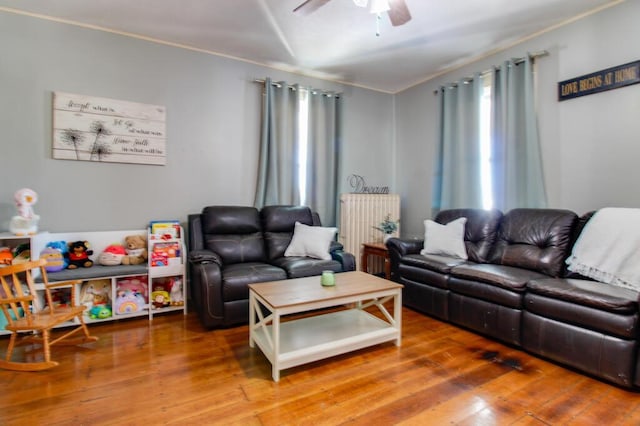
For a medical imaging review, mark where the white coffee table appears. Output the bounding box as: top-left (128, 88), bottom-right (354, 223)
top-left (248, 271), bottom-right (403, 381)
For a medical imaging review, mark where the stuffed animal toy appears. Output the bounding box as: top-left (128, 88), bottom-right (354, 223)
top-left (169, 278), bottom-right (184, 306)
top-left (40, 240), bottom-right (68, 272)
top-left (114, 290), bottom-right (146, 314)
top-left (49, 288), bottom-right (71, 308)
top-left (80, 279), bottom-right (111, 311)
top-left (98, 243), bottom-right (126, 266)
top-left (9, 188), bottom-right (40, 235)
top-left (116, 276), bottom-right (148, 299)
top-left (122, 235), bottom-right (148, 265)
top-left (66, 241), bottom-right (94, 269)
top-left (0, 247), bottom-right (13, 265)
top-left (150, 290), bottom-right (170, 309)
top-left (89, 305), bottom-right (112, 319)
top-left (40, 247), bottom-right (65, 272)
top-left (11, 244), bottom-right (30, 265)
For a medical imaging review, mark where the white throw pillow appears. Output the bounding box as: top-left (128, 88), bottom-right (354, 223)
top-left (284, 222), bottom-right (337, 261)
top-left (420, 217), bottom-right (468, 259)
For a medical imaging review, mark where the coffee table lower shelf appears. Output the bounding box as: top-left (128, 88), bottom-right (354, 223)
top-left (251, 309), bottom-right (399, 381)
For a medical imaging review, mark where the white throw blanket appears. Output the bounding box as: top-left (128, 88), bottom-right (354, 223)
top-left (566, 207), bottom-right (640, 291)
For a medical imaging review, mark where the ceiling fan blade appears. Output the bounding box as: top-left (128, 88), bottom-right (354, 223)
top-left (293, 0), bottom-right (332, 15)
top-left (387, 0), bottom-right (411, 26)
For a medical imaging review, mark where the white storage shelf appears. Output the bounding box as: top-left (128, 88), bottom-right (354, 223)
top-left (1, 228), bottom-right (188, 333)
top-left (147, 230), bottom-right (187, 318)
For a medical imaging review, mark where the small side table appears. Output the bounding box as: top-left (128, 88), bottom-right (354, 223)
top-left (361, 242), bottom-right (391, 280)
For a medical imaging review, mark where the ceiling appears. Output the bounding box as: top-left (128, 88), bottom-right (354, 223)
top-left (0, 0), bottom-right (622, 93)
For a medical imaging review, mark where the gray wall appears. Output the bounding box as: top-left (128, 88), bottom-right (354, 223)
top-left (3, 2), bottom-right (638, 237)
top-left (395, 0), bottom-right (640, 238)
top-left (0, 11), bottom-right (395, 231)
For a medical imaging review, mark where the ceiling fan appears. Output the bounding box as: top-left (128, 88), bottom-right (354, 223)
top-left (293, 0), bottom-right (412, 27)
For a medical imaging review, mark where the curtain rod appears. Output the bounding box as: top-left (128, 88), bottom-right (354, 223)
top-left (253, 79), bottom-right (341, 98)
top-left (434, 50), bottom-right (549, 94)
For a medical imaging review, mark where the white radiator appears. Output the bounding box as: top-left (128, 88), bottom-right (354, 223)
top-left (339, 193), bottom-right (400, 272)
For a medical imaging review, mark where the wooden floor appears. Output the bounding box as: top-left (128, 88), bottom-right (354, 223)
top-left (1, 307), bottom-right (639, 425)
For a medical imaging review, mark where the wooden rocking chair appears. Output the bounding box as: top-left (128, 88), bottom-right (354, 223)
top-left (0, 258), bottom-right (98, 371)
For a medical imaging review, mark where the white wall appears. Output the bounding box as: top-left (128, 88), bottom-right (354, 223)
top-left (0, 11), bottom-right (395, 231)
top-left (395, 0), bottom-right (640, 238)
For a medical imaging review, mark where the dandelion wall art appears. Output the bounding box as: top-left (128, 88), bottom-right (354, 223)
top-left (52, 92), bottom-right (166, 165)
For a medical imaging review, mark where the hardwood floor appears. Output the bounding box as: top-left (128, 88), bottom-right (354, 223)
top-left (1, 307), bottom-right (639, 425)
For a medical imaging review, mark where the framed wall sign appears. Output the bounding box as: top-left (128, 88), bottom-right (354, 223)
top-left (558, 60), bottom-right (640, 101)
top-left (52, 92), bottom-right (167, 165)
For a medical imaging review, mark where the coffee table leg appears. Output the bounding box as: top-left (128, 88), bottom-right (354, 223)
top-left (394, 291), bottom-right (402, 346)
top-left (249, 291), bottom-right (255, 348)
top-left (273, 311), bottom-right (280, 381)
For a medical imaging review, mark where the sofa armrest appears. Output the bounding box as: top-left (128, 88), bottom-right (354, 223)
top-left (188, 256), bottom-right (224, 329)
top-left (386, 238), bottom-right (423, 281)
top-left (188, 249), bottom-right (222, 267)
top-left (188, 213), bottom-right (205, 251)
top-left (329, 240), bottom-right (344, 252)
top-left (331, 250), bottom-right (356, 272)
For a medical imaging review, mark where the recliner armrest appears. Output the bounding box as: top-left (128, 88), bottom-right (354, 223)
top-left (188, 249), bottom-right (222, 267)
top-left (331, 250), bottom-right (356, 272)
top-left (386, 238), bottom-right (424, 281)
top-left (387, 238), bottom-right (423, 257)
top-left (329, 240), bottom-right (344, 252)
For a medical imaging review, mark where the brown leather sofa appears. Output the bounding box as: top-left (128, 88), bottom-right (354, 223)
top-left (388, 208), bottom-right (640, 389)
top-left (188, 205), bottom-right (356, 328)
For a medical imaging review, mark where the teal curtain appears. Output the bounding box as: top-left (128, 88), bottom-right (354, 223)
top-left (255, 78), bottom-right (300, 207)
top-left (255, 79), bottom-right (342, 226)
top-left (433, 55), bottom-right (546, 213)
top-left (432, 74), bottom-right (483, 213)
top-left (304, 91), bottom-right (341, 226)
top-left (492, 56), bottom-right (547, 210)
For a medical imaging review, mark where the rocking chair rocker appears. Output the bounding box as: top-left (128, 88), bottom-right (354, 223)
top-left (0, 258), bottom-right (98, 371)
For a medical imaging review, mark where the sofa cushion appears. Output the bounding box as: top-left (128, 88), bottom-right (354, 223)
top-left (448, 264), bottom-right (546, 309)
top-left (202, 206), bottom-right (262, 234)
top-left (262, 205), bottom-right (315, 260)
top-left (488, 208), bottom-right (577, 277)
top-left (527, 278), bottom-right (638, 314)
top-left (204, 232), bottom-right (266, 265)
top-left (221, 262), bottom-right (287, 302)
top-left (434, 208), bottom-right (503, 263)
top-left (201, 206), bottom-right (266, 265)
top-left (399, 263), bottom-right (450, 290)
top-left (450, 263), bottom-right (547, 292)
top-left (284, 222), bottom-right (337, 260)
top-left (271, 257), bottom-right (342, 279)
top-left (401, 253), bottom-right (467, 274)
top-left (421, 217), bottom-right (468, 259)
top-left (522, 311), bottom-right (636, 387)
top-left (524, 293), bottom-right (638, 339)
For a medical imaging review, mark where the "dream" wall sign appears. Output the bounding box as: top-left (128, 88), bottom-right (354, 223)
top-left (558, 60), bottom-right (640, 101)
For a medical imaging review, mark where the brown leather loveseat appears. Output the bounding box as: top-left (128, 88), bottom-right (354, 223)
top-left (188, 205), bottom-right (356, 328)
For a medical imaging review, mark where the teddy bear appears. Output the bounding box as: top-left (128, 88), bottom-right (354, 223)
top-left (65, 240), bottom-right (93, 269)
top-left (121, 235), bottom-right (148, 265)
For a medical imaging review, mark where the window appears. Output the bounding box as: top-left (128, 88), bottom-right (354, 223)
top-left (297, 89), bottom-right (310, 205)
top-left (479, 74), bottom-right (493, 210)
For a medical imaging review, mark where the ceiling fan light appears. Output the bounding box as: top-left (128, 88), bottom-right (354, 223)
top-left (353, 0), bottom-right (368, 7)
top-left (369, 0), bottom-right (389, 14)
